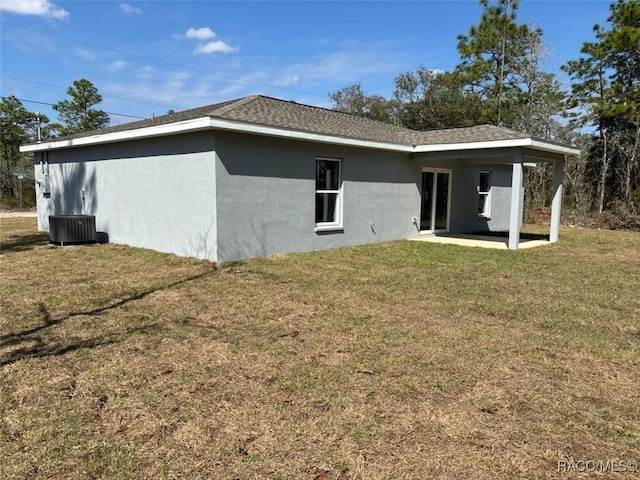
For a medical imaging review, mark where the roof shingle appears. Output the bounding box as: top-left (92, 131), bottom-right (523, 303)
top-left (44, 95), bottom-right (551, 147)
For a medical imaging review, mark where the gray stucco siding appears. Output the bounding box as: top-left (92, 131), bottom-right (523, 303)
top-left (413, 157), bottom-right (516, 234)
top-left (30, 127), bottom-right (534, 263)
top-left (453, 164), bottom-right (514, 232)
top-left (413, 158), bottom-right (465, 233)
top-left (485, 165), bottom-right (516, 231)
top-left (214, 131), bottom-right (419, 262)
top-left (34, 132), bottom-right (218, 260)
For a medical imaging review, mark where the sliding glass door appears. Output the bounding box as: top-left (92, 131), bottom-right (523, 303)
top-left (420, 169), bottom-right (451, 232)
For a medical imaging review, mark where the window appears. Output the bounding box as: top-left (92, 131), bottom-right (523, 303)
top-left (315, 158), bottom-right (341, 229)
top-left (478, 170), bottom-right (491, 217)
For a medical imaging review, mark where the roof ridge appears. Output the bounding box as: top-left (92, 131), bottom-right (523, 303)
top-left (418, 124), bottom-right (494, 133)
top-left (209, 95), bottom-right (260, 117)
top-left (28, 94), bottom-right (566, 150)
top-left (415, 123), bottom-right (531, 137)
top-left (488, 123), bottom-right (521, 132)
top-left (248, 95), bottom-right (419, 133)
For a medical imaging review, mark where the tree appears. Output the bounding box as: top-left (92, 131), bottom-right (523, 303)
top-left (563, 0), bottom-right (640, 213)
top-left (328, 83), bottom-right (394, 123)
top-left (563, 29), bottom-right (612, 213)
top-left (392, 68), bottom-right (485, 129)
top-left (0, 96), bottom-right (50, 200)
top-left (511, 28), bottom-right (564, 138)
top-left (507, 27), bottom-right (566, 213)
top-left (458, 0), bottom-right (568, 217)
top-left (563, 132), bottom-right (596, 220)
top-left (605, 0), bottom-right (640, 210)
top-left (329, 70), bottom-right (486, 130)
top-left (53, 79), bottom-right (110, 136)
top-left (456, 0), bottom-right (543, 127)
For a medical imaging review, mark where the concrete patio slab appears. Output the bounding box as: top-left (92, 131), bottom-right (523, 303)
top-left (411, 234), bottom-right (550, 250)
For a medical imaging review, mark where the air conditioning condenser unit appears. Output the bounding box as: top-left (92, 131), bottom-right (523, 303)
top-left (49, 215), bottom-right (97, 246)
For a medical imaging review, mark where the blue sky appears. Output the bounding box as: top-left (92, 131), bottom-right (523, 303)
top-left (0, 0), bottom-right (613, 126)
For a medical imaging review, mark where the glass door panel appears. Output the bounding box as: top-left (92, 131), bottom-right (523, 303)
top-left (420, 171), bottom-right (433, 231)
top-left (435, 172), bottom-right (450, 231)
top-left (420, 169), bottom-right (450, 232)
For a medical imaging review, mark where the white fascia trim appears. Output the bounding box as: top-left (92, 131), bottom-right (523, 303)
top-left (20, 116), bottom-right (580, 157)
top-left (20, 117), bottom-right (214, 152)
top-left (529, 139), bottom-right (581, 156)
top-left (413, 137), bottom-right (580, 156)
top-left (20, 116), bottom-right (415, 153)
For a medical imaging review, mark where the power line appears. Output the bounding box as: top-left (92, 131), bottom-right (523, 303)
top-left (2, 96), bottom-right (148, 120)
top-left (0, 20), bottom-right (326, 99)
top-left (1, 75), bottom-right (178, 111)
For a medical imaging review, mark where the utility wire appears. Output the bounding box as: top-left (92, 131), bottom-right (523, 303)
top-left (0, 21), bottom-right (326, 99)
top-left (2, 97), bottom-right (147, 120)
top-left (1, 75), bottom-right (179, 111)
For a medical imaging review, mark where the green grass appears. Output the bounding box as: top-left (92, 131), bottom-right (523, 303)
top-left (1, 218), bottom-right (639, 479)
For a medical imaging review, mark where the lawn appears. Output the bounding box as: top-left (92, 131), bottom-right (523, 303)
top-left (1, 218), bottom-right (639, 479)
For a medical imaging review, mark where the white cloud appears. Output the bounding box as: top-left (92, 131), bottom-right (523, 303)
top-left (120, 3), bottom-right (141, 15)
top-left (178, 27), bottom-right (238, 55)
top-left (134, 65), bottom-right (160, 81)
top-left (273, 75), bottom-right (300, 87)
top-left (2, 25), bottom-right (57, 53)
top-left (106, 60), bottom-right (129, 72)
top-left (96, 40), bottom-right (414, 117)
top-left (194, 40), bottom-right (238, 55)
top-left (74, 47), bottom-right (96, 61)
top-left (185, 27), bottom-right (216, 40)
top-left (0, 0), bottom-right (69, 19)
top-left (273, 43), bottom-right (413, 87)
top-left (105, 69), bottom-right (198, 108)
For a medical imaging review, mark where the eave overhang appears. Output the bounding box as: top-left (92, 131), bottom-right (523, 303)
top-left (20, 116), bottom-right (580, 158)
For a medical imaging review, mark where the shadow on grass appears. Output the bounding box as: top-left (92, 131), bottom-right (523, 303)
top-left (0, 264), bottom-right (242, 367)
top-left (467, 231), bottom-right (550, 241)
top-left (0, 232), bottom-right (49, 254)
top-left (0, 322), bottom-right (161, 368)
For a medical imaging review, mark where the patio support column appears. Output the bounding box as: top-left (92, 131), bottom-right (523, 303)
top-left (549, 158), bottom-right (565, 243)
top-left (508, 151), bottom-right (524, 250)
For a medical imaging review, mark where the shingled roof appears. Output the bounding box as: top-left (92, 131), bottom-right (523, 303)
top-left (23, 95), bottom-right (580, 157)
top-left (412, 124), bottom-right (529, 144)
top-left (47, 95), bottom-right (534, 147)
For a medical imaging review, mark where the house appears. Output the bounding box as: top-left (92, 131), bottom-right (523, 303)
top-left (21, 95), bottom-right (580, 263)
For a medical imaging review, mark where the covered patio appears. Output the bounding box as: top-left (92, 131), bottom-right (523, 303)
top-left (412, 137), bottom-right (578, 249)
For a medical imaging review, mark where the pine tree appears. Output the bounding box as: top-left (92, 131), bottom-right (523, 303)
top-left (456, 0), bottom-right (540, 126)
top-left (53, 79), bottom-right (110, 136)
top-left (0, 96), bottom-right (49, 199)
top-left (563, 0), bottom-right (640, 212)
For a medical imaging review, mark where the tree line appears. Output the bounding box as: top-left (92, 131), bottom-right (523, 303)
top-left (329, 0), bottom-right (640, 226)
top-left (0, 79), bottom-right (108, 206)
top-left (1, 0), bottom-right (638, 225)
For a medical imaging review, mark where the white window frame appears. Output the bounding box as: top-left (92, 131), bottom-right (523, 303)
top-left (478, 170), bottom-right (492, 218)
top-left (315, 157), bottom-right (343, 232)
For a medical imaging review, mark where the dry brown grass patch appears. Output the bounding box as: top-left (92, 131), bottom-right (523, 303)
top-left (1, 218), bottom-right (639, 479)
